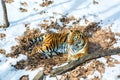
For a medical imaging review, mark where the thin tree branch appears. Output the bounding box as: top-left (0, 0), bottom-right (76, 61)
top-left (0, 0), bottom-right (9, 28)
top-left (50, 48), bottom-right (120, 76)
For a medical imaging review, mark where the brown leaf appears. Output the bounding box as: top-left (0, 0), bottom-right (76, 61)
top-left (20, 2), bottom-right (28, 7)
top-left (19, 8), bottom-right (28, 12)
top-left (0, 49), bottom-right (6, 55)
top-left (0, 33), bottom-right (6, 40)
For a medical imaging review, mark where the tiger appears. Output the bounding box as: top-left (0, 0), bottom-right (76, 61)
top-left (29, 30), bottom-right (89, 61)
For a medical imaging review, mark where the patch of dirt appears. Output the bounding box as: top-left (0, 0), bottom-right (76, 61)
top-left (38, 16), bottom-right (77, 30)
top-left (105, 56), bottom-right (120, 67)
top-left (89, 28), bottom-right (116, 49)
top-left (0, 33), bottom-right (6, 40)
top-left (66, 60), bottom-right (104, 80)
top-left (40, 0), bottom-right (53, 7)
top-left (93, 0), bottom-right (99, 5)
top-left (19, 8), bottom-right (28, 12)
top-left (0, 49), bottom-right (6, 55)
top-left (20, 2), bottom-right (28, 7)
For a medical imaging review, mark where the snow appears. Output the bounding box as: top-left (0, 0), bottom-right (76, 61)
top-left (0, 0), bottom-right (120, 80)
top-left (102, 64), bottom-right (120, 80)
top-left (0, 24), bottom-right (26, 53)
top-left (97, 55), bottom-right (120, 80)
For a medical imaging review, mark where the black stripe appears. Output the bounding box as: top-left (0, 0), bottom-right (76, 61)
top-left (52, 39), bottom-right (56, 49)
top-left (59, 35), bottom-right (63, 42)
top-left (49, 41), bottom-right (52, 51)
top-left (51, 40), bottom-right (54, 51)
top-left (55, 51), bottom-right (59, 55)
top-left (64, 36), bottom-right (67, 42)
top-left (49, 45), bottom-right (52, 52)
top-left (41, 48), bottom-right (45, 53)
top-left (39, 37), bottom-right (42, 41)
top-left (49, 52), bottom-right (52, 57)
top-left (54, 39), bottom-right (57, 49)
top-left (32, 39), bottom-right (35, 43)
top-left (46, 46), bottom-right (49, 52)
top-left (46, 34), bottom-right (52, 41)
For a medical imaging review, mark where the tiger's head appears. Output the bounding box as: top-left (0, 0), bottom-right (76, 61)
top-left (68, 30), bottom-right (85, 45)
top-left (68, 30), bottom-right (86, 53)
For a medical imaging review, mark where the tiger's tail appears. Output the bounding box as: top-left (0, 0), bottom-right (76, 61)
top-left (29, 35), bottom-right (44, 47)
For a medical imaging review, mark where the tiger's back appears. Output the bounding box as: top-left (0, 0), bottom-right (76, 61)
top-left (31, 33), bottom-right (69, 58)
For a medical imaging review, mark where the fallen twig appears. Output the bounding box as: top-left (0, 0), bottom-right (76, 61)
top-left (50, 48), bottom-right (120, 76)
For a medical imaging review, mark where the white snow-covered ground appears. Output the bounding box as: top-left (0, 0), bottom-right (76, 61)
top-left (0, 0), bottom-right (120, 80)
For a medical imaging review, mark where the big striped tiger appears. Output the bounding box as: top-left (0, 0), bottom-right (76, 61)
top-left (30, 30), bottom-right (88, 61)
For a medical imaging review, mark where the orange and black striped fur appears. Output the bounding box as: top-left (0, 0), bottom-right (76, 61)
top-left (30, 30), bottom-right (88, 61)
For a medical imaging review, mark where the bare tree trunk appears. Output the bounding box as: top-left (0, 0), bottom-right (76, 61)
top-left (50, 48), bottom-right (120, 76)
top-left (0, 0), bottom-right (9, 28)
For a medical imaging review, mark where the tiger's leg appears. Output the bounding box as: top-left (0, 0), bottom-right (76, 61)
top-left (70, 52), bottom-right (88, 61)
top-left (72, 49), bottom-right (88, 60)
